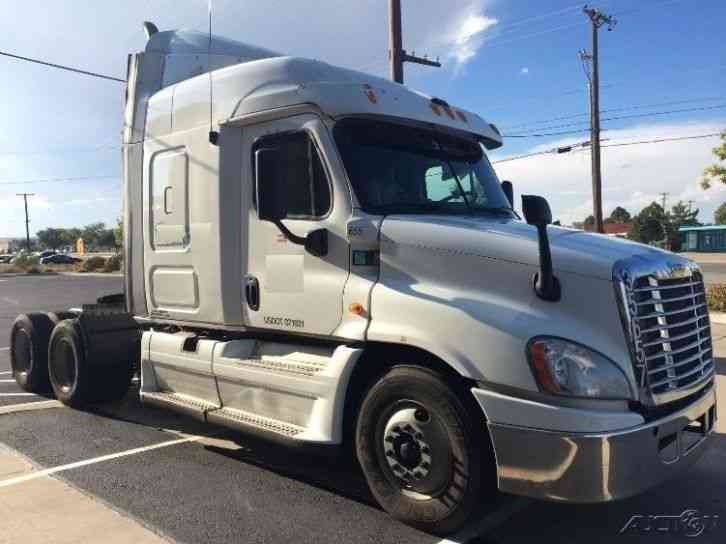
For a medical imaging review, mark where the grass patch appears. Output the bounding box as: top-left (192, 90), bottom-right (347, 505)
top-left (707, 284), bottom-right (726, 313)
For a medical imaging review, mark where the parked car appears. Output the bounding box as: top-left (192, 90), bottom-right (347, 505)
top-left (40, 254), bottom-right (81, 265)
top-left (37, 250), bottom-right (57, 259)
top-left (0, 254), bottom-right (15, 263)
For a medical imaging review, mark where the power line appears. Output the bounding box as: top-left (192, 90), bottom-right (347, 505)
top-left (504, 128), bottom-right (595, 138)
top-left (502, 96), bottom-right (725, 129)
top-left (505, 103), bottom-right (726, 134)
top-left (0, 175), bottom-right (118, 186)
top-left (0, 50), bottom-right (125, 83)
top-left (491, 132), bottom-right (722, 163)
top-left (601, 132), bottom-right (722, 148)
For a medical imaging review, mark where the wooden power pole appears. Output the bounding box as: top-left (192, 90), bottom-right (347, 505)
top-left (581, 6), bottom-right (616, 234)
top-left (388, 0), bottom-right (441, 84)
top-left (16, 192), bottom-right (34, 250)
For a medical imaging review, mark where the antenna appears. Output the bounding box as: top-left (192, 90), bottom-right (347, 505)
top-left (208, 0), bottom-right (217, 144)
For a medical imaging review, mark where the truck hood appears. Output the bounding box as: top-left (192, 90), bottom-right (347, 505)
top-left (379, 215), bottom-right (673, 281)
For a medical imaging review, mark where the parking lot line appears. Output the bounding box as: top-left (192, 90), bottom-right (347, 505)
top-left (0, 379), bottom-right (18, 383)
top-left (0, 433), bottom-right (209, 489)
top-left (0, 371), bottom-right (11, 375)
top-left (0, 393), bottom-right (38, 397)
top-left (0, 347), bottom-right (9, 351)
top-left (0, 400), bottom-right (63, 415)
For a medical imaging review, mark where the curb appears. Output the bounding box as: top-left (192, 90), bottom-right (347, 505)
top-left (59, 272), bottom-right (123, 278)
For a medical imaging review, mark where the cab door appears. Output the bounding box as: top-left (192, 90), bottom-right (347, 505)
top-left (242, 114), bottom-right (351, 336)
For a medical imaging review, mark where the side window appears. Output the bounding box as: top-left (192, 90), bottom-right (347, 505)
top-left (254, 132), bottom-right (331, 219)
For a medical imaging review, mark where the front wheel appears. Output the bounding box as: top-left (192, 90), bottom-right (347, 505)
top-left (355, 366), bottom-right (493, 535)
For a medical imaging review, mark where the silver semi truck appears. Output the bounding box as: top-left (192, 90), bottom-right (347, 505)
top-left (9, 25), bottom-right (717, 535)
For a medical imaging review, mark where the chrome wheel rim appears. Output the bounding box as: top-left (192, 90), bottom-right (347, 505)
top-left (380, 401), bottom-right (453, 499)
top-left (50, 338), bottom-right (76, 394)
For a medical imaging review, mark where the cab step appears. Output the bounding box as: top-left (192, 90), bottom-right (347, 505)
top-left (206, 406), bottom-right (305, 438)
top-left (141, 391), bottom-right (219, 421)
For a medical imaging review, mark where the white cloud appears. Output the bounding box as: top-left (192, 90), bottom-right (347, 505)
top-left (492, 120), bottom-right (726, 225)
top-left (446, 7), bottom-right (498, 73)
top-left (520, 67), bottom-right (529, 75)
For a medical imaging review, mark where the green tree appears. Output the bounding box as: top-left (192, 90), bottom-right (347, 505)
top-left (36, 228), bottom-right (66, 250)
top-left (629, 202), bottom-right (666, 245)
top-left (61, 228), bottom-right (82, 248)
top-left (81, 222), bottom-right (106, 249)
top-left (606, 206), bottom-right (631, 224)
top-left (113, 218), bottom-right (123, 253)
top-left (667, 201), bottom-right (700, 250)
top-left (95, 229), bottom-right (116, 250)
top-left (702, 131), bottom-right (726, 189)
top-left (715, 202), bottom-right (726, 225)
top-left (584, 215), bottom-right (595, 230)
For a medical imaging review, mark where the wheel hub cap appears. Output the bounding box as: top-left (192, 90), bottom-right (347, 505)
top-left (383, 407), bottom-right (434, 483)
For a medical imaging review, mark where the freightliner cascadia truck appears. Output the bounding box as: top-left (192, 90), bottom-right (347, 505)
top-left (9, 24), bottom-right (717, 535)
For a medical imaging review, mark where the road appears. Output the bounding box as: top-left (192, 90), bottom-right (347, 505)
top-left (0, 274), bottom-right (724, 543)
top-left (684, 253), bottom-right (726, 285)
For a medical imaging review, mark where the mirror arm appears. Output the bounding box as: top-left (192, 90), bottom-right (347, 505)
top-left (273, 220), bottom-right (307, 246)
top-left (533, 223), bottom-right (560, 302)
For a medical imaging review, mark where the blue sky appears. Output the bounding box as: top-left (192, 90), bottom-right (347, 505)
top-left (1, 0), bottom-right (724, 236)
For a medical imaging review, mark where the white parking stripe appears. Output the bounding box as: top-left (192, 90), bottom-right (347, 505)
top-left (0, 393), bottom-right (37, 397)
top-left (0, 400), bottom-right (62, 415)
top-left (0, 434), bottom-right (209, 488)
top-left (436, 498), bottom-right (531, 544)
top-left (0, 371), bottom-right (11, 375)
top-left (0, 347), bottom-right (9, 351)
top-left (0, 379), bottom-right (17, 383)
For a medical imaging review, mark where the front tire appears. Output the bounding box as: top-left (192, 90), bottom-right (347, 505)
top-left (355, 366), bottom-right (492, 535)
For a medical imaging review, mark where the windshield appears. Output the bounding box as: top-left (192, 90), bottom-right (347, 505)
top-left (333, 118), bottom-right (514, 216)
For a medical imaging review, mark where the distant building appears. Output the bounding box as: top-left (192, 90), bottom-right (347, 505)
top-left (602, 223), bottom-right (631, 238)
top-left (0, 238), bottom-right (12, 253)
top-left (679, 225), bottom-right (726, 252)
top-left (573, 222), bottom-right (631, 238)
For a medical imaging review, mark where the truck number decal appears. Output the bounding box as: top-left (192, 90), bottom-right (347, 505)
top-left (264, 316), bottom-right (305, 328)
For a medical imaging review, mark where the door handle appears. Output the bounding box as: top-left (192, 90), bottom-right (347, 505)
top-left (245, 276), bottom-right (260, 311)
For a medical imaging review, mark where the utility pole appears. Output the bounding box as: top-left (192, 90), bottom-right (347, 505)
top-left (581, 6), bottom-right (616, 234)
top-left (687, 199), bottom-right (695, 213)
top-left (16, 193), bottom-right (34, 251)
top-left (388, 0), bottom-right (441, 84)
top-left (659, 192), bottom-right (669, 211)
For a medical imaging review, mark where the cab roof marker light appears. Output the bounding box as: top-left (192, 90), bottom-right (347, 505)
top-left (363, 84), bottom-right (377, 104)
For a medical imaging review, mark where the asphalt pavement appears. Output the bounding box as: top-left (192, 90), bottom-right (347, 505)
top-left (0, 274), bottom-right (725, 543)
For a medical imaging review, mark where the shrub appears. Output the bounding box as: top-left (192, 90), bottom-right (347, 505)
top-left (12, 253), bottom-right (39, 270)
top-left (103, 254), bottom-right (122, 272)
top-left (707, 284), bottom-right (726, 312)
top-left (80, 256), bottom-right (107, 272)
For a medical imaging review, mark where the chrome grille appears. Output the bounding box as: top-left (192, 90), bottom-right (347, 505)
top-left (616, 258), bottom-right (714, 405)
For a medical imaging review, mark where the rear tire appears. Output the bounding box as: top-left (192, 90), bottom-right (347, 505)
top-left (9, 313), bottom-right (55, 393)
top-left (355, 366), bottom-right (493, 535)
top-left (48, 319), bottom-right (132, 407)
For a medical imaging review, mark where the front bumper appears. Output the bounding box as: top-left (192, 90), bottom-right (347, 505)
top-left (485, 385), bottom-right (717, 502)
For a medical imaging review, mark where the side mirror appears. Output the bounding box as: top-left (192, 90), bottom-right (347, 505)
top-left (521, 195), bottom-right (559, 302)
top-left (501, 180), bottom-right (514, 207)
top-left (304, 228), bottom-right (328, 257)
top-left (522, 194), bottom-right (552, 226)
top-left (255, 148), bottom-right (287, 222)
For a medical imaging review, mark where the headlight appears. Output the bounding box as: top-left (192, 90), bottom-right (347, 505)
top-left (527, 337), bottom-right (633, 400)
